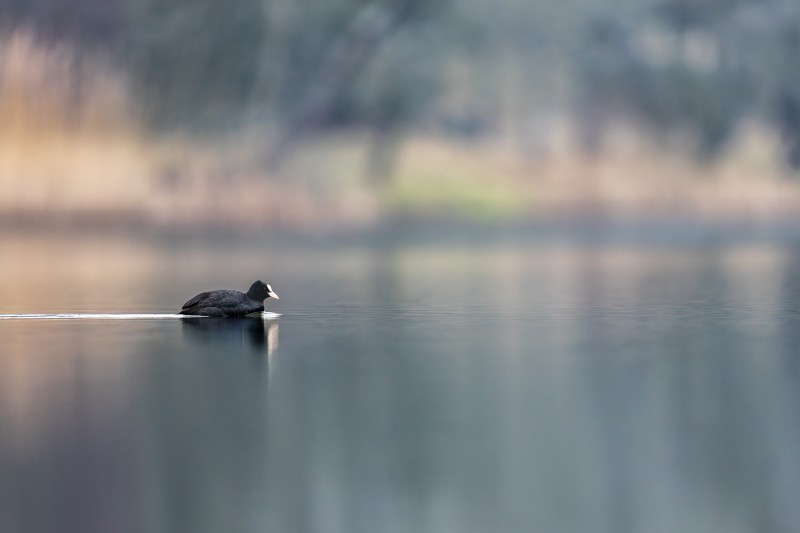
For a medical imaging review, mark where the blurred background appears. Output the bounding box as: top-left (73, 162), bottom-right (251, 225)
top-left (3, 0), bottom-right (800, 231)
top-left (5, 2), bottom-right (800, 533)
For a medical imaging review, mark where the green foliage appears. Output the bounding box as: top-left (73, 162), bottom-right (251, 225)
top-left (386, 169), bottom-right (527, 220)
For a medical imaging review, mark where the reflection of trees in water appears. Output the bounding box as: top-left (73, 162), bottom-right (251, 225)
top-left (264, 247), bottom-right (509, 532)
top-left (0, 316), bottom-right (281, 533)
top-left (8, 247), bottom-right (800, 532)
top-left (129, 318), bottom-right (280, 533)
top-left (564, 248), bottom-right (800, 532)
top-left (775, 249), bottom-right (800, 524)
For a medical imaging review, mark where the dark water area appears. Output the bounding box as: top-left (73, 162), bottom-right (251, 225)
top-left (2, 234), bottom-right (800, 533)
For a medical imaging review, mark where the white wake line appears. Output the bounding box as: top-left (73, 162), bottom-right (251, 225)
top-left (0, 313), bottom-right (282, 320)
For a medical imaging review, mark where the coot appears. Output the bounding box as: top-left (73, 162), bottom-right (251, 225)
top-left (179, 280), bottom-right (279, 317)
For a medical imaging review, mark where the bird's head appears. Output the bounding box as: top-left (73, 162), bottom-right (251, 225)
top-left (248, 280), bottom-right (279, 301)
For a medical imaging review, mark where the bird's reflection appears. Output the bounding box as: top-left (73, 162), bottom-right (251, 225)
top-left (181, 317), bottom-right (279, 362)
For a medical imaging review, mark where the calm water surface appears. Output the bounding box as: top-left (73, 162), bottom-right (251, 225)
top-left (1, 235), bottom-right (800, 533)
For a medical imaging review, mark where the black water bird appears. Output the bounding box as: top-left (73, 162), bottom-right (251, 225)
top-left (179, 280), bottom-right (279, 317)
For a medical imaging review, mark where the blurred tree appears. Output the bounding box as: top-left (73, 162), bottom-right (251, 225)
top-left (656, 0), bottom-right (743, 31)
top-left (5, 0), bottom-right (800, 170)
top-left (264, 0), bottom-right (447, 170)
top-left (358, 28), bottom-right (442, 182)
top-left (126, 0), bottom-right (265, 128)
top-left (575, 1), bottom-right (756, 160)
top-left (0, 0), bottom-right (127, 50)
top-left (771, 17), bottom-right (800, 168)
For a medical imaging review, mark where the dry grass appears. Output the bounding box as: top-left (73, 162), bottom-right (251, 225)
top-left (0, 31), bottom-right (376, 230)
top-left (0, 31), bottom-right (149, 219)
top-left (0, 31), bottom-right (135, 135)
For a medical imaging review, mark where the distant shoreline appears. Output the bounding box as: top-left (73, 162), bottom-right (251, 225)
top-left (3, 213), bottom-right (800, 247)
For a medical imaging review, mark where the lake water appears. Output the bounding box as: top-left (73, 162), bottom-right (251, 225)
top-left (2, 233), bottom-right (800, 533)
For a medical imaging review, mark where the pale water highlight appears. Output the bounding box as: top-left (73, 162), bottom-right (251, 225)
top-left (0, 313), bottom-right (282, 320)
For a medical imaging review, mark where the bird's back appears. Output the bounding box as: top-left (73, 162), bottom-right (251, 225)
top-left (179, 289), bottom-right (262, 316)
